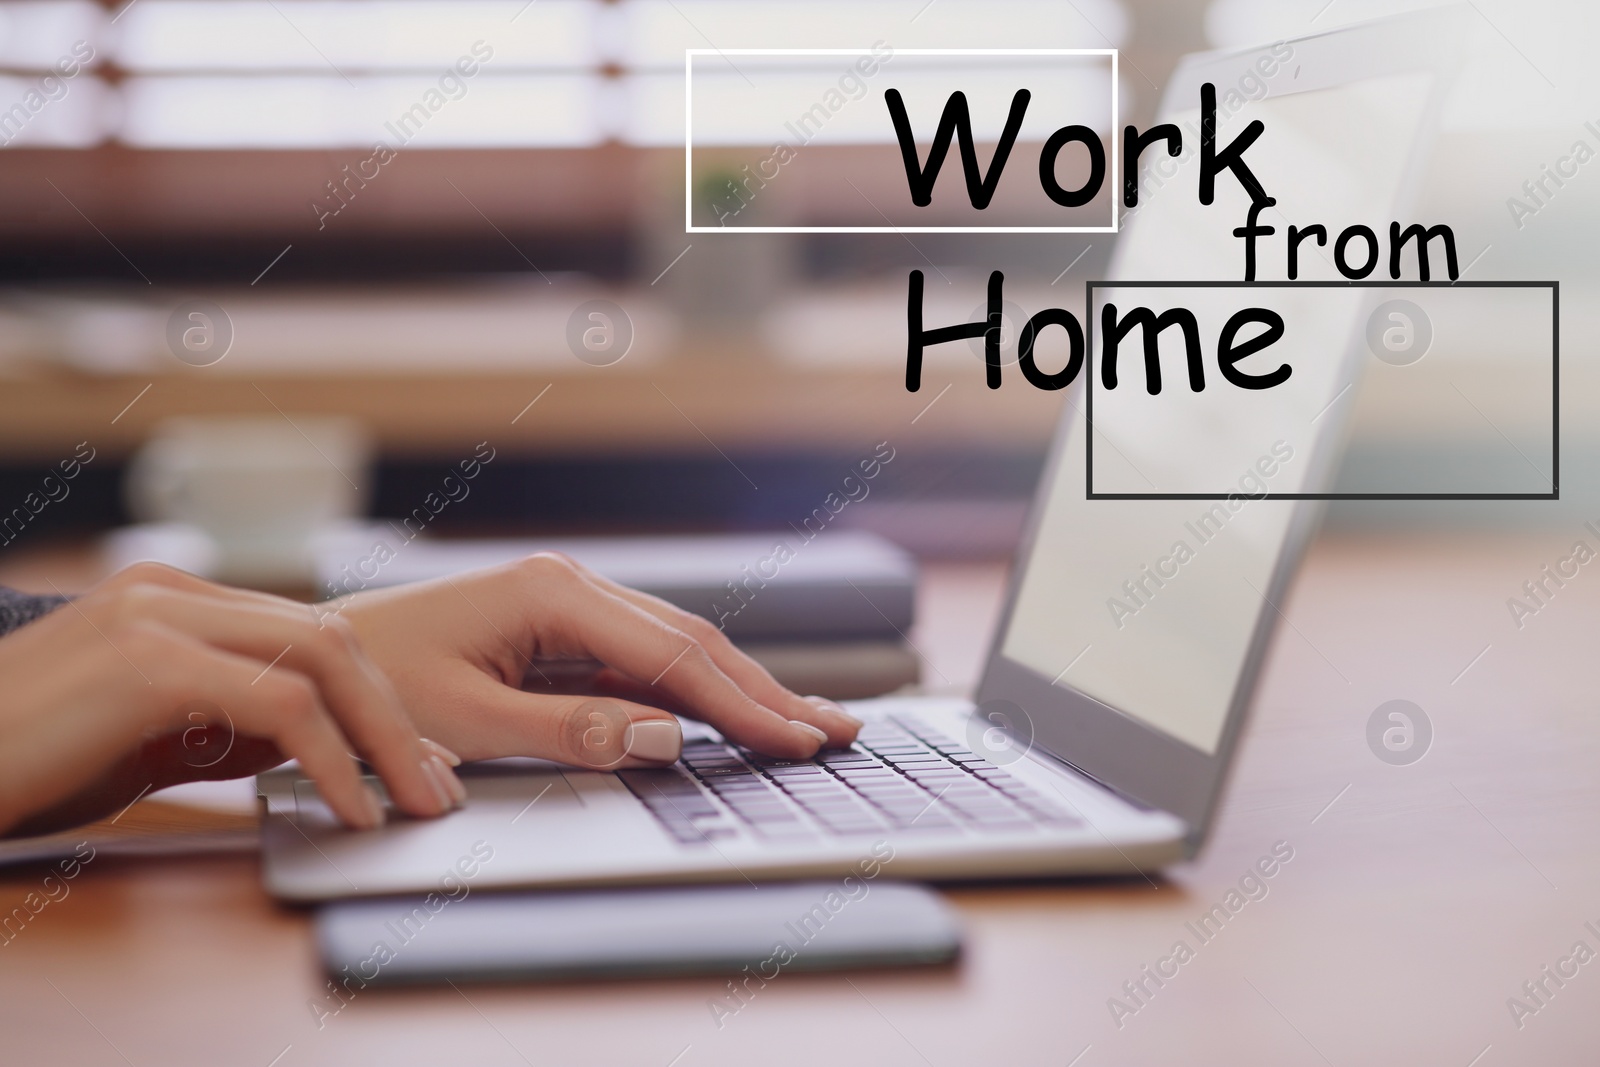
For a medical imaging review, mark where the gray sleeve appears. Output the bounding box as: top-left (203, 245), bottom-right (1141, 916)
top-left (0, 587), bottom-right (68, 636)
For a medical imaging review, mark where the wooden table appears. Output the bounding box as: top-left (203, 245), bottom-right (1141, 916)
top-left (3, 533), bottom-right (1598, 1065)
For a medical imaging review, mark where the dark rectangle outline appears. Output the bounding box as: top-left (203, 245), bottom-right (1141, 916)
top-left (684, 49), bottom-right (1123, 235)
top-left (1083, 280), bottom-right (1559, 501)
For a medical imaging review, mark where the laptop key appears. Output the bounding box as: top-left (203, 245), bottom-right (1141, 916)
top-left (734, 807), bottom-right (801, 824)
top-left (796, 796), bottom-right (869, 810)
top-left (786, 785), bottom-right (860, 800)
top-left (618, 768), bottom-right (700, 793)
top-left (743, 809), bottom-right (807, 825)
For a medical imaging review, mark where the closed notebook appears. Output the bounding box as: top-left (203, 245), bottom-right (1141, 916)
top-left (314, 529), bottom-right (917, 642)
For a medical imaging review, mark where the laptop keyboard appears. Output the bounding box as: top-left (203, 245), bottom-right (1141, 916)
top-left (618, 716), bottom-right (1081, 845)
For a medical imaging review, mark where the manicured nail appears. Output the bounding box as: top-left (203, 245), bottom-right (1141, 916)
top-left (625, 719), bottom-right (683, 762)
top-left (421, 738), bottom-right (462, 767)
top-left (807, 695), bottom-right (862, 728)
top-left (420, 757), bottom-right (457, 811)
top-left (360, 786), bottom-right (387, 830)
top-left (789, 720), bottom-right (830, 747)
top-left (430, 755), bottom-right (468, 806)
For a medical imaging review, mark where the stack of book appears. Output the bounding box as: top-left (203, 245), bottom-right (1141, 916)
top-left (313, 529), bottom-right (919, 700)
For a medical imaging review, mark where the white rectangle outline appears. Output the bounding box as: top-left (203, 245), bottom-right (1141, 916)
top-left (684, 48), bottom-right (1120, 234)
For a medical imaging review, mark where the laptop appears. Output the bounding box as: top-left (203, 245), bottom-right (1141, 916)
top-left (260, 9), bottom-right (1466, 901)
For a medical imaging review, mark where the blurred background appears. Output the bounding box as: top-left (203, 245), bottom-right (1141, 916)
top-left (0, 0), bottom-right (1592, 594)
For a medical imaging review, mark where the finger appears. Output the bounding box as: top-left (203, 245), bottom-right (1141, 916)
top-left (513, 556), bottom-right (828, 758)
top-left (421, 738), bottom-right (461, 767)
top-left (95, 583), bottom-right (459, 819)
top-left (526, 662), bottom-right (689, 713)
top-left (579, 570), bottom-right (863, 745)
top-left (441, 663), bottom-right (683, 769)
top-left (128, 622), bottom-right (386, 830)
top-left (533, 665), bottom-right (857, 757)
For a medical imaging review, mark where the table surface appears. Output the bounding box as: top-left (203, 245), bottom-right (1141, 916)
top-left (3, 533), bottom-right (1598, 1066)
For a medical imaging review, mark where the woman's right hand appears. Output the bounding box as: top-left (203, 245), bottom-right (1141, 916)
top-left (0, 562), bottom-right (465, 838)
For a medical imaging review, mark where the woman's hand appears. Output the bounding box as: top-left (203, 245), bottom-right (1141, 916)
top-left (333, 552), bottom-right (862, 769)
top-left (0, 562), bottom-right (464, 838)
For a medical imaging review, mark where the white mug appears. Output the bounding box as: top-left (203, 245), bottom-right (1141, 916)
top-left (126, 416), bottom-right (372, 585)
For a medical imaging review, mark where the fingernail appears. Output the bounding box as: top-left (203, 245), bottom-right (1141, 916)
top-left (430, 755), bottom-right (468, 807)
top-left (420, 756), bottom-right (457, 811)
top-left (625, 719), bottom-right (683, 762)
top-left (789, 719), bottom-right (830, 747)
top-left (421, 738), bottom-right (462, 767)
top-left (361, 786), bottom-right (387, 830)
top-left (807, 695), bottom-right (863, 728)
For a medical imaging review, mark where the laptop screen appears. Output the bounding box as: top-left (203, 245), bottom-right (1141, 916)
top-left (999, 71), bottom-right (1437, 754)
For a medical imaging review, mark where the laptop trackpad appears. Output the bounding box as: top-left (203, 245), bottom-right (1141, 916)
top-left (292, 759), bottom-right (581, 821)
top-left (457, 766), bottom-right (582, 813)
